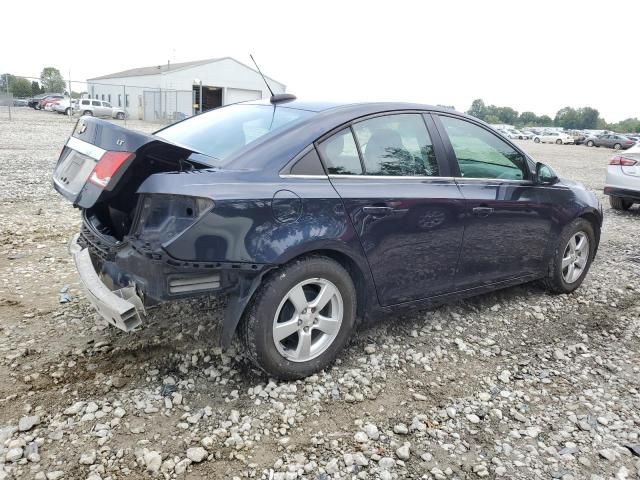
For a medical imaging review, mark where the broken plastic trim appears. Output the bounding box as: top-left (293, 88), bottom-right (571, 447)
top-left (69, 234), bottom-right (146, 332)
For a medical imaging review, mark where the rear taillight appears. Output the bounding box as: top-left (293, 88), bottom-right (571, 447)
top-left (609, 156), bottom-right (637, 166)
top-left (88, 151), bottom-right (134, 188)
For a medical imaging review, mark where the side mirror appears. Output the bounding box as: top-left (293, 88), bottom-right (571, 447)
top-left (535, 162), bottom-right (559, 185)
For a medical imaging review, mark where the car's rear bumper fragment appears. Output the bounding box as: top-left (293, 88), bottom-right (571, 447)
top-left (69, 233), bottom-right (145, 331)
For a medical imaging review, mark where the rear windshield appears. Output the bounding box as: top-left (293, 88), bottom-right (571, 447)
top-left (155, 104), bottom-right (315, 161)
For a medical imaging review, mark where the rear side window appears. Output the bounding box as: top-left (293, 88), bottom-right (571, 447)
top-left (81, 100), bottom-right (89, 105)
top-left (440, 116), bottom-right (527, 180)
top-left (352, 114), bottom-right (438, 176)
top-left (156, 104), bottom-right (315, 161)
top-left (318, 129), bottom-right (362, 175)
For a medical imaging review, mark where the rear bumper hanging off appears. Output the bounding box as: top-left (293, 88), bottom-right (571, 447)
top-left (69, 233), bottom-right (145, 331)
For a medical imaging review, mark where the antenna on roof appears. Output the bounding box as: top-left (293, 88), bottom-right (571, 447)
top-left (249, 54), bottom-right (274, 97)
top-left (249, 54), bottom-right (296, 104)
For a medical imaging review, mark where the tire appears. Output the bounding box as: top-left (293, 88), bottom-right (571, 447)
top-left (115, 112), bottom-right (125, 120)
top-left (556, 139), bottom-right (562, 145)
top-left (543, 218), bottom-right (596, 294)
top-left (240, 255), bottom-right (357, 380)
top-left (613, 143), bottom-right (621, 150)
top-left (65, 107), bottom-right (71, 115)
top-left (587, 140), bottom-right (594, 147)
top-left (534, 137), bottom-right (540, 143)
top-left (83, 110), bottom-right (93, 116)
top-left (609, 196), bottom-right (633, 210)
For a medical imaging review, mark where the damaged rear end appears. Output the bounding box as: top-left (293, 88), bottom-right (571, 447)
top-left (53, 117), bottom-right (225, 332)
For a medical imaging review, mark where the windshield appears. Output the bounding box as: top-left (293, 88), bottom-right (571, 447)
top-left (155, 104), bottom-right (315, 161)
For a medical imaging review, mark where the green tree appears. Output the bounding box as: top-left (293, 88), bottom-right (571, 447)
top-left (484, 114), bottom-right (500, 124)
top-left (40, 67), bottom-right (66, 93)
top-left (577, 107), bottom-right (599, 129)
top-left (9, 77), bottom-right (32, 98)
top-left (538, 115), bottom-right (553, 126)
top-left (31, 80), bottom-right (42, 96)
top-left (496, 106), bottom-right (518, 125)
top-left (467, 99), bottom-right (487, 119)
top-left (518, 111), bottom-right (538, 126)
top-left (0, 73), bottom-right (15, 92)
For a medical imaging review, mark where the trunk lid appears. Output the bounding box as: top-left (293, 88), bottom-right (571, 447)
top-left (53, 117), bottom-right (205, 209)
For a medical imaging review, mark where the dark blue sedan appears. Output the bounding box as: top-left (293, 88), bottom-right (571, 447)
top-left (52, 98), bottom-right (602, 379)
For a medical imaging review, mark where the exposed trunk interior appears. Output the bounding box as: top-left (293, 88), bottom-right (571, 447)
top-left (87, 142), bottom-right (209, 242)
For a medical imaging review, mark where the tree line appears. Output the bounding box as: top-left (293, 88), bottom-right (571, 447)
top-left (1, 67), bottom-right (68, 98)
top-left (467, 98), bottom-right (640, 133)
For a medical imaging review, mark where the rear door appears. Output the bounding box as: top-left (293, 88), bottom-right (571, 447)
top-left (318, 112), bottom-right (466, 306)
top-left (434, 114), bottom-right (555, 288)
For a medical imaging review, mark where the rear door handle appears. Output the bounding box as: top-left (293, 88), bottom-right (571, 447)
top-left (472, 206), bottom-right (494, 217)
top-left (363, 206), bottom-right (394, 216)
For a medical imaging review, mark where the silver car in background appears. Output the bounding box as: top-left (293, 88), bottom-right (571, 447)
top-left (604, 149), bottom-right (640, 210)
top-left (75, 99), bottom-right (126, 120)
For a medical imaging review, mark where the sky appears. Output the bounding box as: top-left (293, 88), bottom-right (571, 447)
top-left (2, 0), bottom-right (638, 122)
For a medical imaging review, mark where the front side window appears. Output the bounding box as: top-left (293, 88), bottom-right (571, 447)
top-left (103, 102), bottom-right (111, 108)
top-left (317, 128), bottom-right (362, 175)
top-left (440, 116), bottom-right (527, 180)
top-left (353, 114), bottom-right (438, 176)
top-left (91, 100), bottom-right (100, 106)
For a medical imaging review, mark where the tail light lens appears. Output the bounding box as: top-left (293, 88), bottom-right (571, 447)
top-left (88, 151), bottom-right (134, 188)
top-left (132, 195), bottom-right (214, 248)
top-left (609, 156), bottom-right (637, 166)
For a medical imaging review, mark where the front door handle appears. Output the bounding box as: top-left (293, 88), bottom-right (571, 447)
top-left (472, 206), bottom-right (494, 217)
top-left (363, 206), bottom-right (394, 216)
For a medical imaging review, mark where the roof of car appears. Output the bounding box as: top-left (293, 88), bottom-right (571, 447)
top-left (244, 98), bottom-right (464, 115)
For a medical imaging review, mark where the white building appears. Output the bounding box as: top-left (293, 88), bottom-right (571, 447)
top-left (86, 57), bottom-right (286, 121)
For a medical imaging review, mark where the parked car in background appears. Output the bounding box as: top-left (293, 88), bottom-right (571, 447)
top-left (53, 99), bottom-right (602, 379)
top-left (511, 129), bottom-right (530, 140)
top-left (28, 94), bottom-right (49, 109)
top-left (521, 130), bottom-right (536, 139)
top-left (13, 99), bottom-right (28, 107)
top-left (37, 94), bottom-right (65, 110)
top-left (75, 99), bottom-right (126, 119)
top-left (533, 131), bottom-right (575, 144)
top-left (586, 134), bottom-right (635, 150)
top-left (569, 131), bottom-right (588, 145)
top-left (604, 152), bottom-right (640, 210)
top-left (52, 98), bottom-right (75, 115)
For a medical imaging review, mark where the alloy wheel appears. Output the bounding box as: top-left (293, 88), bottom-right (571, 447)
top-left (272, 278), bottom-right (343, 362)
top-left (562, 231), bottom-right (589, 284)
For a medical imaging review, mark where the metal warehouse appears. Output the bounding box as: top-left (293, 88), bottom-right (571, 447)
top-left (86, 57), bottom-right (286, 122)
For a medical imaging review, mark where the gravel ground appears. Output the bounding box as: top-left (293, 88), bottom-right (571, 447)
top-left (0, 108), bottom-right (639, 480)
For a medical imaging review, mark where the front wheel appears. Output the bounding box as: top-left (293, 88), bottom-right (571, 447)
top-left (613, 143), bottom-right (621, 150)
top-left (115, 112), bottom-right (125, 120)
top-left (587, 140), bottom-right (594, 147)
top-left (543, 218), bottom-right (596, 294)
top-left (240, 256), bottom-right (357, 380)
top-left (556, 139), bottom-right (563, 145)
top-left (609, 196), bottom-right (633, 210)
top-left (83, 110), bottom-right (93, 116)
top-left (534, 137), bottom-right (540, 143)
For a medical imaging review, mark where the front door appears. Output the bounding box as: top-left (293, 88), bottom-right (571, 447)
top-left (435, 114), bottom-right (554, 289)
top-left (317, 113), bottom-right (466, 306)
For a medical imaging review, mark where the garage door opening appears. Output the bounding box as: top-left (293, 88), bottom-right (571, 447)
top-left (193, 85), bottom-right (222, 114)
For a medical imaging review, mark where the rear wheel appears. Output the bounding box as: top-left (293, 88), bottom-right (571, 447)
top-left (587, 140), bottom-right (594, 147)
top-left (613, 143), bottom-right (622, 150)
top-left (116, 112), bottom-right (125, 120)
top-left (240, 256), bottom-right (357, 380)
top-left (65, 107), bottom-right (71, 115)
top-left (534, 137), bottom-right (540, 143)
top-left (543, 218), bottom-right (596, 294)
top-left (556, 139), bottom-right (562, 145)
top-left (83, 110), bottom-right (93, 116)
top-left (609, 196), bottom-right (633, 210)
